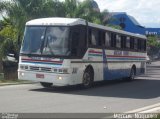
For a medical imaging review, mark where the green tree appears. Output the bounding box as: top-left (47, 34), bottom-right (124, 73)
top-left (75, 0), bottom-right (103, 24)
top-left (0, 0), bottom-right (110, 60)
top-left (147, 36), bottom-right (160, 56)
top-left (0, 0), bottom-right (65, 60)
top-left (147, 36), bottom-right (160, 47)
top-left (64, 0), bottom-right (78, 17)
top-left (106, 24), bottom-right (122, 30)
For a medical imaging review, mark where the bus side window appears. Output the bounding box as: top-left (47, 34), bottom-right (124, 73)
top-left (116, 34), bottom-right (121, 48)
top-left (134, 39), bottom-right (138, 50)
top-left (71, 25), bottom-right (87, 57)
top-left (111, 33), bottom-right (116, 48)
top-left (88, 29), bottom-right (92, 45)
top-left (99, 31), bottom-right (105, 47)
top-left (138, 39), bottom-right (142, 51)
top-left (121, 35), bottom-right (126, 49)
top-left (105, 32), bottom-right (110, 47)
top-left (91, 29), bottom-right (98, 46)
top-left (141, 39), bottom-right (146, 51)
top-left (130, 37), bottom-right (134, 49)
top-left (126, 37), bottom-right (130, 49)
top-left (71, 32), bottom-right (79, 55)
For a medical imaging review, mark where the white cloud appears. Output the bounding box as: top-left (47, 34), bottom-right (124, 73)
top-left (94, 0), bottom-right (160, 28)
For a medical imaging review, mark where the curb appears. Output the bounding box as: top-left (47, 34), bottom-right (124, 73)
top-left (126, 103), bottom-right (160, 113)
top-left (0, 82), bottom-right (36, 86)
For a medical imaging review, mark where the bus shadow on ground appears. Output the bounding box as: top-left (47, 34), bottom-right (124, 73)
top-left (30, 79), bottom-right (160, 99)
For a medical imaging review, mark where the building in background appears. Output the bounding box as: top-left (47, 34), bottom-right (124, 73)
top-left (109, 12), bottom-right (160, 36)
top-left (90, 0), bottom-right (160, 36)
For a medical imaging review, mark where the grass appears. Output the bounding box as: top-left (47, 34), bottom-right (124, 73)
top-left (152, 114), bottom-right (160, 119)
top-left (0, 79), bottom-right (32, 85)
top-left (156, 114), bottom-right (160, 119)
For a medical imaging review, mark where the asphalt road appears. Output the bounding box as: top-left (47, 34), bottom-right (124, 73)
top-left (0, 62), bottom-right (160, 113)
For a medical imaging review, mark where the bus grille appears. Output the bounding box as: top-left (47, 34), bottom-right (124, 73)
top-left (29, 66), bottom-right (52, 72)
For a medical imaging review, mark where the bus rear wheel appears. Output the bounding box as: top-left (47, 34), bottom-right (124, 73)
top-left (82, 68), bottom-right (94, 88)
top-left (40, 82), bottom-right (53, 88)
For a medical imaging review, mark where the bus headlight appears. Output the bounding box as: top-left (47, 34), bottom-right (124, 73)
top-left (58, 76), bottom-right (63, 80)
top-left (20, 72), bottom-right (25, 76)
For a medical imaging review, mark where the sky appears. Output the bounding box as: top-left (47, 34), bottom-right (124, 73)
top-left (1, 0), bottom-right (160, 28)
top-left (93, 0), bottom-right (160, 28)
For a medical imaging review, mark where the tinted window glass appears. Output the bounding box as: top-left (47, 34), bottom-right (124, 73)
top-left (134, 39), bottom-right (138, 50)
top-left (130, 37), bottom-right (134, 49)
top-left (121, 35), bottom-right (126, 49)
top-left (111, 33), bottom-right (116, 47)
top-left (116, 34), bottom-right (121, 48)
top-left (91, 29), bottom-right (98, 46)
top-left (126, 37), bottom-right (130, 48)
top-left (105, 32), bottom-right (110, 47)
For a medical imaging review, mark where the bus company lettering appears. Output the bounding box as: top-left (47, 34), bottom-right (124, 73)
top-left (123, 51), bottom-right (129, 56)
top-left (31, 57), bottom-right (41, 60)
top-left (114, 51), bottom-right (122, 56)
top-left (31, 57), bottom-right (53, 61)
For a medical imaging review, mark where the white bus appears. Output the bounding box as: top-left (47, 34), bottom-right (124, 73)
top-left (18, 18), bottom-right (147, 88)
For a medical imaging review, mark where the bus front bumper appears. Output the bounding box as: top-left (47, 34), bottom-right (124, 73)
top-left (18, 70), bottom-right (73, 86)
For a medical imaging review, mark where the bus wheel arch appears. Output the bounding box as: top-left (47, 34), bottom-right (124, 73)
top-left (132, 65), bottom-right (136, 75)
top-left (129, 65), bottom-right (136, 81)
top-left (82, 65), bottom-right (94, 88)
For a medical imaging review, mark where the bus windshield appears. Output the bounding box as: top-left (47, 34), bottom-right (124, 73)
top-left (21, 26), bottom-right (71, 56)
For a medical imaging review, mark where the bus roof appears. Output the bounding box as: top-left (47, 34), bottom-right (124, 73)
top-left (88, 22), bottom-right (147, 39)
top-left (26, 17), bottom-right (147, 39)
top-left (26, 17), bottom-right (86, 26)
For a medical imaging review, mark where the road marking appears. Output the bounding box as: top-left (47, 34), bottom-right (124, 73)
top-left (126, 103), bottom-right (160, 113)
top-left (140, 107), bottom-right (160, 113)
top-left (136, 77), bottom-right (160, 80)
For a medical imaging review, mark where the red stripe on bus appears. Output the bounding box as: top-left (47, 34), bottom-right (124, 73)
top-left (89, 51), bottom-right (102, 54)
top-left (22, 59), bottom-right (63, 64)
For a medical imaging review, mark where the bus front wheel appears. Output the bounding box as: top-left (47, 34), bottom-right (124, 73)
top-left (82, 67), bottom-right (94, 88)
top-left (40, 82), bottom-right (53, 88)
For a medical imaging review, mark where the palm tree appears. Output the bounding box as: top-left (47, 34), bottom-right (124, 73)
top-left (64, 0), bottom-right (109, 25)
top-left (64, 0), bottom-right (79, 17)
top-left (0, 0), bottom-right (65, 60)
top-left (0, 0), bottom-right (110, 61)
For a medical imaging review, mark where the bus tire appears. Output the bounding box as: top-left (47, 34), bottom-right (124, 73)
top-left (128, 66), bottom-right (136, 81)
top-left (40, 82), bottom-right (53, 88)
top-left (82, 67), bottom-right (94, 88)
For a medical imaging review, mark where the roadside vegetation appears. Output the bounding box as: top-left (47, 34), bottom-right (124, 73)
top-left (152, 114), bottom-right (160, 119)
top-left (0, 79), bottom-right (32, 86)
top-left (147, 36), bottom-right (160, 59)
top-left (0, 0), bottom-right (110, 61)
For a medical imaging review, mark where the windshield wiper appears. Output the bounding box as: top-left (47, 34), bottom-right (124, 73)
top-left (40, 39), bottom-right (45, 54)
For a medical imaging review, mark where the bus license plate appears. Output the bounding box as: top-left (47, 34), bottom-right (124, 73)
top-left (36, 74), bottom-right (44, 79)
